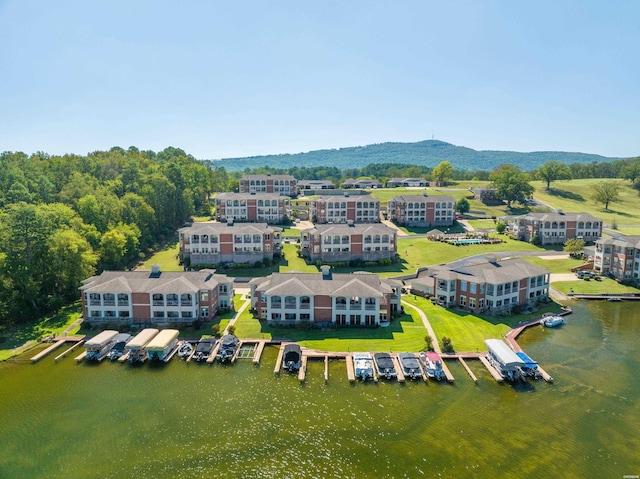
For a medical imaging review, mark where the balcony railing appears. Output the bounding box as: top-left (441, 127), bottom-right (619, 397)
top-left (335, 304), bottom-right (346, 310)
top-left (153, 301), bottom-right (164, 306)
top-left (300, 304), bottom-right (310, 309)
top-left (103, 300), bottom-right (116, 306)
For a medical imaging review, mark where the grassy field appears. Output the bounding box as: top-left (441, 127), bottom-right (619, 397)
top-left (233, 308), bottom-right (429, 352)
top-left (531, 178), bottom-right (640, 226)
top-left (553, 279), bottom-right (640, 295)
top-left (138, 242), bottom-right (182, 271)
top-left (0, 303), bottom-right (83, 361)
top-left (521, 255), bottom-right (584, 274)
top-left (466, 219), bottom-right (498, 231)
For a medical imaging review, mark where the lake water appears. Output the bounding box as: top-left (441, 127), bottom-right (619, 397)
top-left (1, 301), bottom-right (639, 478)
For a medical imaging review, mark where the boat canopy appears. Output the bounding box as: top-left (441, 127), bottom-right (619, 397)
top-left (195, 338), bottom-right (216, 353)
top-left (283, 344), bottom-right (301, 361)
top-left (220, 334), bottom-right (239, 348)
top-left (146, 329), bottom-right (179, 351)
top-left (515, 351), bottom-right (538, 368)
top-left (485, 339), bottom-right (525, 370)
top-left (426, 352), bottom-right (442, 362)
top-left (85, 330), bottom-right (119, 349)
top-left (126, 328), bottom-right (160, 350)
top-left (374, 353), bottom-right (394, 370)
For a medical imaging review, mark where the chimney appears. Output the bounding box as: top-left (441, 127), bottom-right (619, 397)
top-left (344, 191), bottom-right (349, 197)
top-left (321, 265), bottom-right (332, 279)
top-left (150, 264), bottom-right (162, 278)
top-left (347, 220), bottom-right (354, 227)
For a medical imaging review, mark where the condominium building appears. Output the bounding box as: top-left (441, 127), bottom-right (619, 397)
top-left (411, 257), bottom-right (550, 313)
top-left (387, 194), bottom-right (456, 227)
top-left (310, 194), bottom-right (381, 224)
top-left (250, 268), bottom-right (402, 326)
top-left (504, 212), bottom-right (602, 245)
top-left (341, 179), bottom-right (382, 189)
top-left (594, 235), bottom-right (640, 279)
top-left (300, 223), bottom-right (397, 263)
top-left (214, 192), bottom-right (289, 224)
top-left (80, 266), bottom-right (234, 327)
top-left (297, 180), bottom-right (336, 192)
top-left (239, 174), bottom-right (297, 196)
top-left (386, 177), bottom-right (428, 188)
top-left (178, 222), bottom-right (281, 266)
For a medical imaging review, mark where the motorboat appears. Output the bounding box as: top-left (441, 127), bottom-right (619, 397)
top-left (419, 351), bottom-right (446, 381)
top-left (540, 315), bottom-right (565, 328)
top-left (107, 333), bottom-right (133, 361)
top-left (216, 334), bottom-right (240, 363)
top-left (177, 341), bottom-right (194, 360)
top-left (353, 352), bottom-right (374, 382)
top-left (193, 338), bottom-right (217, 362)
top-left (373, 353), bottom-right (397, 380)
top-left (282, 344), bottom-right (303, 372)
top-left (398, 353), bottom-right (422, 380)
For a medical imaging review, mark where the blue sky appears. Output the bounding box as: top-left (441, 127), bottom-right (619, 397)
top-left (1, 0), bottom-right (638, 159)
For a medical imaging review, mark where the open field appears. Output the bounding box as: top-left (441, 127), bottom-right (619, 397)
top-left (138, 242), bottom-right (182, 271)
top-left (466, 219), bottom-right (498, 231)
top-left (531, 178), bottom-right (640, 225)
top-left (553, 279), bottom-right (640, 295)
top-left (521, 255), bottom-right (584, 274)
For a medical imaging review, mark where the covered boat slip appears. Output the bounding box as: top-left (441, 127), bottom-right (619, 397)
top-left (484, 339), bottom-right (525, 381)
top-left (145, 329), bottom-right (180, 362)
top-left (192, 338), bottom-right (217, 362)
top-left (125, 328), bottom-right (160, 363)
top-left (107, 333), bottom-right (133, 360)
top-left (399, 353), bottom-right (424, 380)
top-left (84, 330), bottom-right (119, 361)
top-left (373, 353), bottom-right (397, 379)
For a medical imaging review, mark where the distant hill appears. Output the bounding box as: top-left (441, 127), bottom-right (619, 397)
top-left (209, 140), bottom-right (625, 172)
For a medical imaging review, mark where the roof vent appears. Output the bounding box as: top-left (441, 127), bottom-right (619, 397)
top-left (250, 192), bottom-right (256, 195)
top-left (344, 192), bottom-right (349, 197)
top-left (321, 265), bottom-right (332, 280)
top-left (557, 209), bottom-right (563, 215)
top-left (423, 191), bottom-right (427, 197)
top-left (227, 219), bottom-right (234, 226)
top-left (347, 220), bottom-right (354, 227)
top-left (150, 264), bottom-right (161, 278)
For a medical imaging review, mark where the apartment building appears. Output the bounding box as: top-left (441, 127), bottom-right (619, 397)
top-left (310, 194), bottom-right (381, 224)
top-left (341, 179), bottom-right (382, 189)
top-left (239, 174), bottom-right (297, 196)
top-left (250, 268), bottom-right (402, 326)
top-left (300, 223), bottom-right (397, 263)
top-left (387, 194), bottom-right (456, 227)
top-left (504, 212), bottom-right (602, 245)
top-left (297, 180), bottom-right (336, 192)
top-left (594, 235), bottom-right (640, 279)
top-left (178, 222), bottom-right (281, 266)
top-left (386, 177), bottom-right (428, 188)
top-left (214, 192), bottom-right (289, 224)
top-left (80, 266), bottom-right (234, 327)
top-left (411, 257), bottom-right (550, 313)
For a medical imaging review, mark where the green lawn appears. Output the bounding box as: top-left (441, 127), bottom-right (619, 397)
top-left (553, 278), bottom-right (640, 295)
top-left (403, 296), bottom-right (563, 352)
top-left (138, 242), bottom-right (182, 271)
top-left (466, 219), bottom-right (498, 231)
top-left (281, 227), bottom-right (301, 237)
top-left (522, 255), bottom-right (584, 274)
top-left (610, 226), bottom-right (640, 235)
top-left (0, 303), bottom-right (83, 361)
top-left (233, 308), bottom-right (428, 352)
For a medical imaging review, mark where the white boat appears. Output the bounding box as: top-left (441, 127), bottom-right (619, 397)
top-left (84, 330), bottom-right (119, 361)
top-left (353, 352), bottom-right (374, 381)
top-left (126, 328), bottom-right (159, 363)
top-left (419, 351), bottom-right (446, 381)
top-left (540, 315), bottom-right (565, 328)
top-left (145, 329), bottom-right (180, 362)
top-left (177, 342), bottom-right (194, 360)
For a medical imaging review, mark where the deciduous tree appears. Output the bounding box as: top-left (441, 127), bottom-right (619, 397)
top-left (536, 161), bottom-right (571, 190)
top-left (489, 164), bottom-right (534, 208)
top-left (592, 181), bottom-right (620, 210)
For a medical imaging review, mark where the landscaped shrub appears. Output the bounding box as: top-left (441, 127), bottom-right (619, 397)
top-left (211, 324), bottom-right (221, 336)
top-left (441, 336), bottom-right (454, 353)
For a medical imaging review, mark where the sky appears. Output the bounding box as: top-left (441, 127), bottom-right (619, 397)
top-left (0, 0), bottom-right (638, 160)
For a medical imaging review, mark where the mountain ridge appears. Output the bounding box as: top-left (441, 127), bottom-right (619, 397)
top-left (209, 140), bottom-right (627, 172)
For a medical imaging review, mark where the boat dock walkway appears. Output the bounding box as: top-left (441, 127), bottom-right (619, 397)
top-left (253, 340), bottom-right (266, 364)
top-left (273, 344), bottom-right (285, 373)
top-left (324, 355), bottom-right (329, 383)
top-left (55, 340), bottom-right (85, 362)
top-left (440, 359), bottom-right (455, 382)
top-left (479, 355), bottom-right (504, 382)
top-left (391, 354), bottom-right (406, 382)
top-left (298, 356), bottom-right (308, 382)
top-left (345, 354), bottom-right (355, 382)
top-left (458, 357), bottom-right (477, 383)
top-left (207, 341), bottom-right (222, 364)
top-left (74, 351), bottom-right (87, 362)
top-left (30, 336), bottom-right (85, 363)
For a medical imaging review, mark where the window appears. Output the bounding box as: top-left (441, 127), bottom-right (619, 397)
top-left (200, 291), bottom-right (209, 301)
top-left (469, 283), bottom-right (476, 294)
top-left (460, 280), bottom-right (467, 292)
top-left (271, 296), bottom-right (282, 308)
top-left (459, 295), bottom-right (466, 306)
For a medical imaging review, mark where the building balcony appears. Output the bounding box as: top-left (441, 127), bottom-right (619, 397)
top-left (335, 304), bottom-right (346, 310)
top-left (103, 300), bottom-right (115, 306)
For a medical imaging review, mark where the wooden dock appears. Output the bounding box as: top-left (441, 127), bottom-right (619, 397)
top-left (74, 351), bottom-right (87, 362)
top-left (54, 340), bottom-right (85, 362)
top-left (298, 356), bottom-right (308, 382)
top-left (391, 354), bottom-right (406, 382)
top-left (324, 355), bottom-right (329, 383)
top-left (273, 344), bottom-right (285, 373)
top-left (31, 336), bottom-right (84, 363)
top-left (185, 341), bottom-right (197, 362)
top-left (230, 341), bottom-right (242, 364)
top-left (164, 343), bottom-right (181, 363)
top-left (458, 357), bottom-right (477, 383)
top-left (537, 365), bottom-right (554, 383)
top-left (479, 355), bottom-right (504, 382)
top-left (207, 341), bottom-right (222, 364)
top-left (345, 354), bottom-right (355, 382)
top-left (118, 351), bottom-right (130, 363)
top-left (252, 340), bottom-right (266, 364)
top-left (440, 359), bottom-right (455, 382)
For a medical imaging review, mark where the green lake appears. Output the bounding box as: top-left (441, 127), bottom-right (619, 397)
top-left (1, 301), bottom-right (639, 478)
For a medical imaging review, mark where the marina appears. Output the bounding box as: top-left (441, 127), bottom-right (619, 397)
top-left (126, 328), bottom-right (159, 363)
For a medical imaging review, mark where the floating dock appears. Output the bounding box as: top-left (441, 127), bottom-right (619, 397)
top-left (273, 344), bottom-right (285, 374)
top-left (74, 351), bottom-right (87, 362)
top-left (458, 357), bottom-right (477, 383)
top-left (440, 359), bottom-right (455, 382)
top-left (391, 354), bottom-right (406, 382)
top-left (479, 355), bottom-right (504, 382)
top-left (324, 355), bottom-right (329, 382)
top-left (298, 356), bottom-right (308, 382)
top-left (31, 337), bottom-right (84, 363)
top-left (207, 341), bottom-right (222, 364)
top-left (55, 340), bottom-right (85, 362)
top-left (345, 354), bottom-right (355, 382)
top-left (537, 365), bottom-right (554, 382)
top-left (118, 351), bottom-right (130, 363)
top-left (253, 341), bottom-right (266, 364)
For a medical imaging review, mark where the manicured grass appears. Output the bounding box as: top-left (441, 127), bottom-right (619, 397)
top-left (233, 309), bottom-right (428, 352)
top-left (396, 222), bottom-right (467, 236)
top-left (553, 278), bottom-right (640, 295)
top-left (403, 296), bottom-right (563, 352)
top-left (531, 179), bottom-right (640, 225)
top-left (279, 243), bottom-right (319, 273)
top-left (191, 215), bottom-right (213, 222)
top-left (0, 303), bottom-right (83, 361)
top-left (281, 228), bottom-right (301, 237)
top-left (521, 255), bottom-right (584, 274)
top-left (466, 219), bottom-right (497, 231)
top-left (138, 242), bottom-right (182, 271)
top-left (611, 226), bottom-right (640, 235)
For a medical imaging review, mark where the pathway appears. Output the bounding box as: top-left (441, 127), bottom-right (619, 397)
top-left (224, 298), bottom-right (251, 335)
top-left (401, 300), bottom-right (441, 354)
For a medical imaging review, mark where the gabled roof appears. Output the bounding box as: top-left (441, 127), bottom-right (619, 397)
top-left (504, 212), bottom-right (601, 223)
top-left (418, 257), bottom-right (549, 284)
top-left (252, 272), bottom-right (398, 297)
top-left (301, 223), bottom-right (396, 236)
top-left (241, 174), bottom-right (296, 181)
top-left (178, 222), bottom-right (281, 235)
top-left (215, 192), bottom-right (284, 201)
top-left (80, 270), bottom-right (230, 294)
top-left (390, 195), bottom-right (456, 204)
